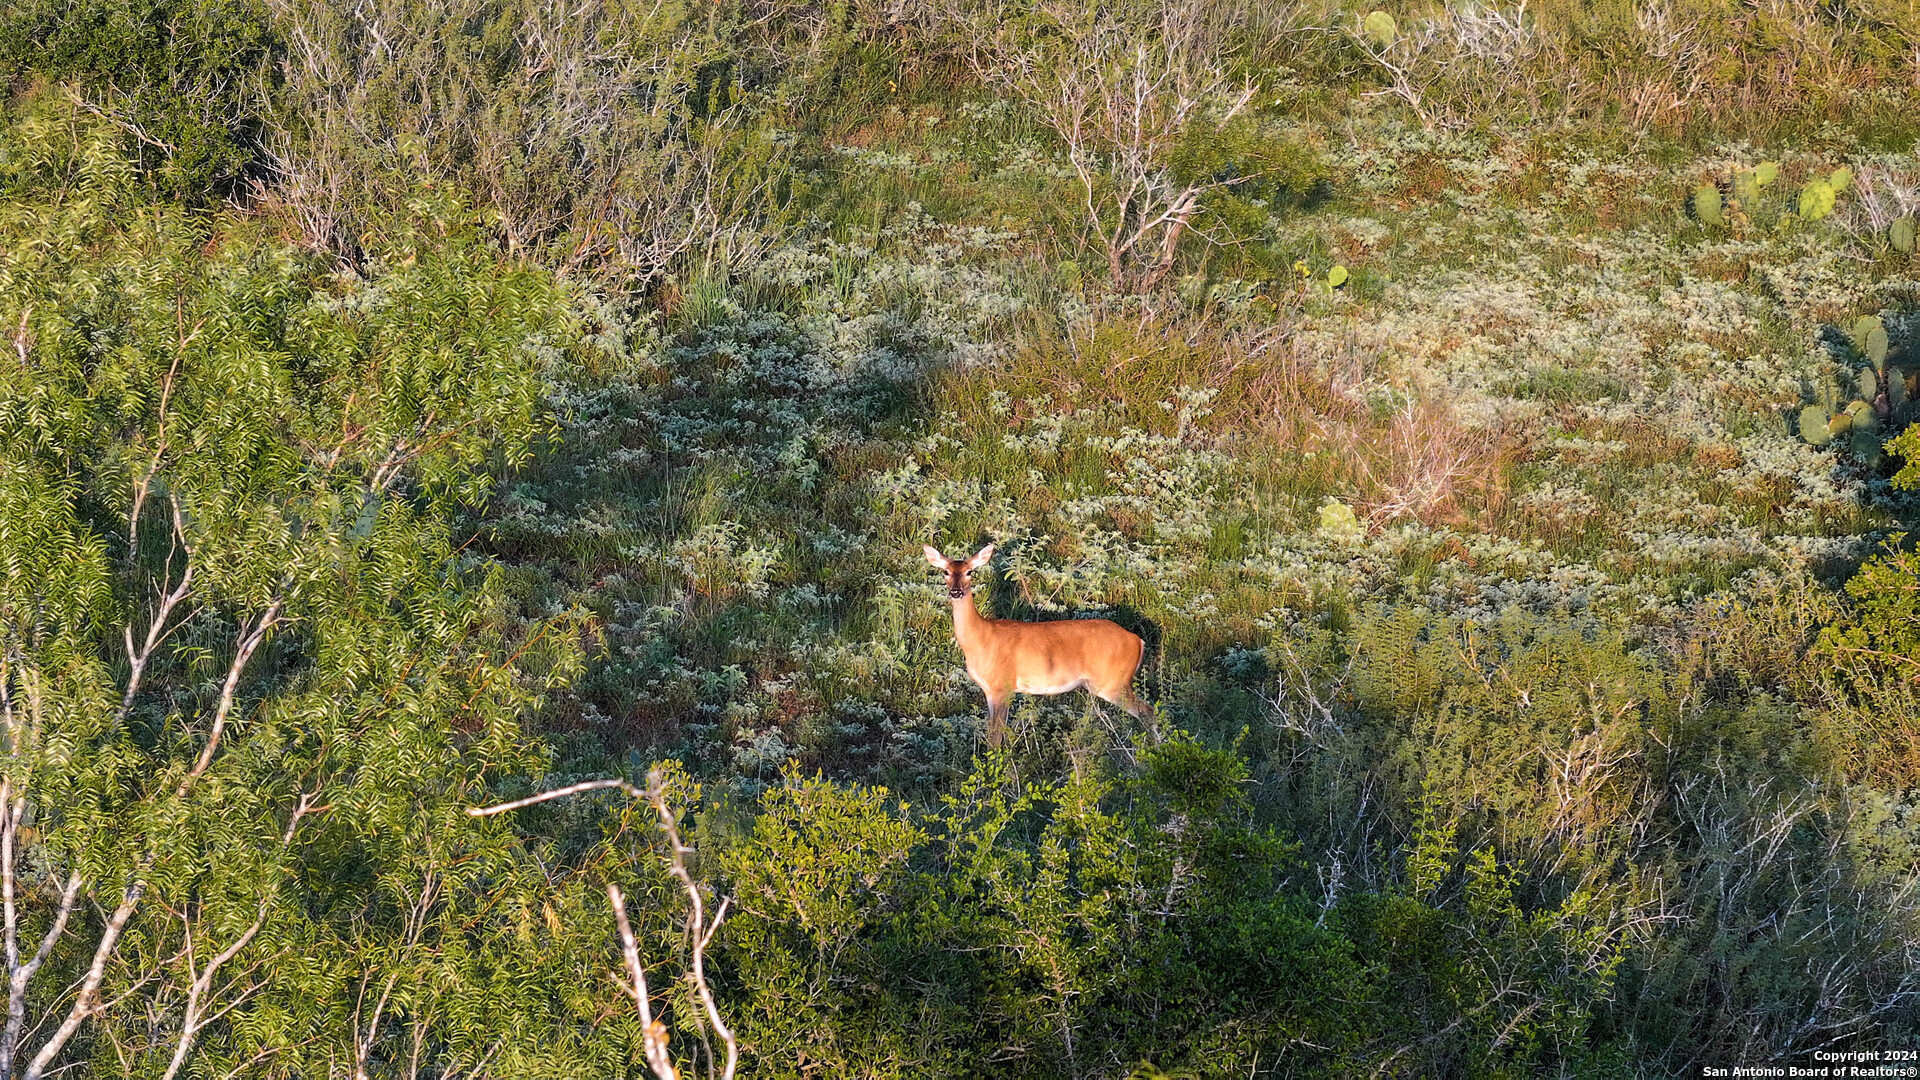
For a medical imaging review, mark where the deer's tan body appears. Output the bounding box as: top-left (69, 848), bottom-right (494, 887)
top-left (927, 545), bottom-right (1150, 746)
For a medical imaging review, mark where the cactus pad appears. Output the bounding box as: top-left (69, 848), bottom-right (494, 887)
top-left (1754, 162), bottom-right (1779, 187)
top-left (1799, 180), bottom-right (1836, 220)
top-left (1800, 405), bottom-right (1832, 444)
top-left (1364, 11), bottom-right (1397, 48)
top-left (1858, 368), bottom-right (1879, 399)
top-left (1829, 166), bottom-right (1852, 193)
top-left (1894, 216), bottom-right (1917, 253)
top-left (1851, 428), bottom-right (1883, 460)
top-left (1694, 186), bottom-right (1723, 227)
top-left (1866, 326), bottom-right (1889, 367)
top-left (1892, 368), bottom-right (1908, 407)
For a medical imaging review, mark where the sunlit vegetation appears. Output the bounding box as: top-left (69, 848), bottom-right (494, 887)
top-left (2, 0), bottom-right (1919, 1075)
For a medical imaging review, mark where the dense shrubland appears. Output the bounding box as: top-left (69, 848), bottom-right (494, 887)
top-left (4, 0), bottom-right (1920, 1076)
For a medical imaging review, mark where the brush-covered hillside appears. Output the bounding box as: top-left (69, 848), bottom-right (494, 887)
top-left (3, 1), bottom-right (1920, 1076)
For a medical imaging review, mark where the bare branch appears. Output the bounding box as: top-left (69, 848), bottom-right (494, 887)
top-left (117, 564), bottom-right (197, 726)
top-left (643, 769), bottom-right (736, 1080)
top-left (608, 884), bottom-right (676, 1080)
top-left (9, 307), bottom-right (30, 369)
top-left (158, 791), bottom-right (317, 1080)
top-left (22, 877), bottom-right (147, 1080)
top-left (467, 778), bottom-right (646, 817)
top-left (179, 597), bottom-right (285, 796)
top-left (469, 770), bottom-right (735, 1078)
top-left (2, 782), bottom-right (84, 1080)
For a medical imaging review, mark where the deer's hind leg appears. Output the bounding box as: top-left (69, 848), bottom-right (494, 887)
top-left (1094, 682), bottom-right (1151, 720)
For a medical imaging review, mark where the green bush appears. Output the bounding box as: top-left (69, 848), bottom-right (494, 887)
top-left (716, 746), bottom-right (1379, 1077)
top-left (0, 0), bottom-right (276, 199)
top-left (1817, 539), bottom-right (1920, 785)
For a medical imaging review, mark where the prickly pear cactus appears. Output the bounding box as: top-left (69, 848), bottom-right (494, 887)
top-left (1364, 10), bottom-right (1397, 48)
top-left (1851, 427), bottom-right (1883, 461)
top-left (1754, 161), bottom-right (1779, 187)
top-left (1855, 315), bottom-right (1884, 344)
top-left (1828, 411), bottom-right (1854, 438)
top-left (1847, 399), bottom-right (1874, 427)
top-left (1801, 404), bottom-right (1833, 445)
top-left (1694, 186), bottom-right (1724, 227)
top-left (1891, 367), bottom-right (1908, 408)
top-left (1829, 166), bottom-right (1853, 193)
top-left (1734, 170), bottom-right (1760, 209)
top-left (1319, 497), bottom-right (1365, 542)
top-left (1867, 326), bottom-right (1890, 367)
top-left (1799, 179), bottom-right (1836, 220)
top-left (1894, 216), bottom-right (1917, 254)
top-left (1858, 367), bottom-right (1880, 400)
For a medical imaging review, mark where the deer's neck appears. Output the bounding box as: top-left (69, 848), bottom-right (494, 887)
top-left (951, 592), bottom-right (993, 647)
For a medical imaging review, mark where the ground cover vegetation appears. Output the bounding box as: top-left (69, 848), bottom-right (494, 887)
top-left (3, 0), bottom-right (1920, 1075)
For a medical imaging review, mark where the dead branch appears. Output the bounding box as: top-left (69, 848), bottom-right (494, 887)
top-left (469, 767), bottom-right (736, 1079)
top-left (608, 883), bottom-right (676, 1080)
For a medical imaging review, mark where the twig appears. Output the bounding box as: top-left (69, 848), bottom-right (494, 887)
top-left (60, 85), bottom-right (177, 154)
top-left (158, 791), bottom-right (317, 1080)
top-left (643, 771), bottom-right (736, 1080)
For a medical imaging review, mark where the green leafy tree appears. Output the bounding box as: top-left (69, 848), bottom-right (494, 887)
top-left (0, 107), bottom-right (658, 1077)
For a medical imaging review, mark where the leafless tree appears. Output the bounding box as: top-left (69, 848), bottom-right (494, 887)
top-left (954, 0), bottom-right (1263, 291)
top-left (261, 0), bottom-right (781, 282)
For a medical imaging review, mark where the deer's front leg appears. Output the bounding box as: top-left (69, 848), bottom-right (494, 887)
top-left (984, 693), bottom-right (1012, 748)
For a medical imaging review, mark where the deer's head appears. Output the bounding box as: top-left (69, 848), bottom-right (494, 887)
top-left (924, 544), bottom-right (994, 599)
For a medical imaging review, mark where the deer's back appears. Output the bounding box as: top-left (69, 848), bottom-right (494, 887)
top-left (970, 616), bottom-right (1143, 692)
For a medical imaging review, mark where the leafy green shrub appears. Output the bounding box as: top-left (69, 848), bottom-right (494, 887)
top-left (1274, 606), bottom-right (1918, 1069)
top-left (1332, 790), bottom-right (1626, 1077)
top-left (0, 0), bottom-right (277, 199)
top-left (716, 747), bottom-right (1377, 1078)
top-left (1816, 539), bottom-right (1920, 784)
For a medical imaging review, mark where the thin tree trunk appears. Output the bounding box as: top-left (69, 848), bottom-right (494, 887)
top-left (1, 784), bottom-right (82, 1080)
top-left (22, 877), bottom-right (146, 1080)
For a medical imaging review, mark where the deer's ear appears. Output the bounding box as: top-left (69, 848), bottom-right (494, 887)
top-left (965, 543), bottom-right (996, 570)
top-left (923, 545), bottom-right (949, 569)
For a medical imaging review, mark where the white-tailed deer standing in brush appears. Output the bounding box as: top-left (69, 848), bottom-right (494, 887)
top-left (924, 544), bottom-right (1150, 746)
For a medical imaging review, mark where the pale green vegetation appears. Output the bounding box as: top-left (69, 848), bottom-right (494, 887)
top-left (3, 0), bottom-right (1920, 1076)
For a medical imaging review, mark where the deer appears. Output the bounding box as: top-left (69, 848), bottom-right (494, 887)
top-left (924, 543), bottom-right (1151, 747)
